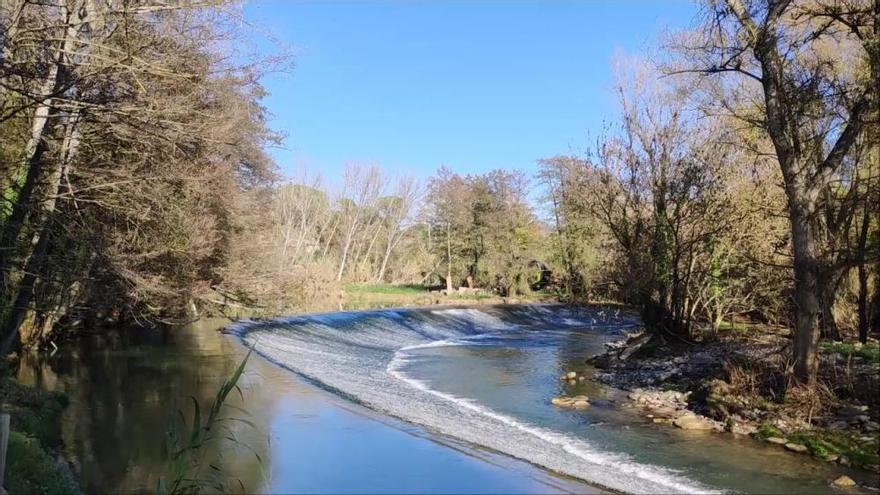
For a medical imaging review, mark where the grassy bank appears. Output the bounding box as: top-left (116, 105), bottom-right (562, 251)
top-left (0, 377), bottom-right (80, 494)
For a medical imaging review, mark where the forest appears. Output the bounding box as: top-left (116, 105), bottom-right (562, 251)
top-left (1, 0), bottom-right (878, 384)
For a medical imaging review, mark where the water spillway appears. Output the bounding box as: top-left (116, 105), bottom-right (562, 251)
top-left (228, 305), bottom-right (716, 494)
top-left (229, 304), bottom-right (859, 494)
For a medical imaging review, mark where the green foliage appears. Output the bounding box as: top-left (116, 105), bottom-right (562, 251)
top-left (756, 423), bottom-right (784, 439)
top-left (820, 341), bottom-right (880, 364)
top-left (6, 431), bottom-right (79, 495)
top-left (159, 351), bottom-right (257, 495)
top-left (0, 379), bottom-right (68, 448)
top-left (787, 430), bottom-right (880, 468)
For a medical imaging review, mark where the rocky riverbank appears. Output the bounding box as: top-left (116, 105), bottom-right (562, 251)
top-left (584, 328), bottom-right (880, 489)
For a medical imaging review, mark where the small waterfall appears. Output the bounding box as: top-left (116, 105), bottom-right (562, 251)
top-left (228, 305), bottom-right (717, 494)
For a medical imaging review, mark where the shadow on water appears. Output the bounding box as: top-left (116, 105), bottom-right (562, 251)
top-left (16, 321), bottom-right (265, 493)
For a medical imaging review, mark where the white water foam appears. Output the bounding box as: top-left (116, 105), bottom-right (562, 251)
top-left (387, 341), bottom-right (719, 495)
top-left (232, 305), bottom-right (720, 494)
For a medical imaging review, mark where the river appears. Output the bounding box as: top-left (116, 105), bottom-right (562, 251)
top-left (17, 305), bottom-right (866, 493)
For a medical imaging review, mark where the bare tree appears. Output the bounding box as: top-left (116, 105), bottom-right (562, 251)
top-left (677, 0), bottom-right (876, 383)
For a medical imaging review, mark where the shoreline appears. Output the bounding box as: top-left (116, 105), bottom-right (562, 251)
top-left (580, 329), bottom-right (880, 490)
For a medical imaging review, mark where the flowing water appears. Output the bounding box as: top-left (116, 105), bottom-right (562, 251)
top-left (15, 318), bottom-right (597, 494)
top-left (229, 304), bottom-right (868, 494)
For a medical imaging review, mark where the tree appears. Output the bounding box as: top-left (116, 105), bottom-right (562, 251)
top-left (679, 0), bottom-right (876, 383)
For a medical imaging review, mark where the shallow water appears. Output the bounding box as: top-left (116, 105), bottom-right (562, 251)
top-left (230, 304), bottom-right (869, 494)
top-left (15, 318), bottom-right (596, 494)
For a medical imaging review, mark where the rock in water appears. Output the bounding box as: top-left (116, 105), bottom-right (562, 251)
top-left (566, 371), bottom-right (577, 379)
top-left (784, 443), bottom-right (808, 453)
top-left (551, 395), bottom-right (590, 409)
top-left (766, 436), bottom-right (787, 445)
top-left (832, 475), bottom-right (856, 487)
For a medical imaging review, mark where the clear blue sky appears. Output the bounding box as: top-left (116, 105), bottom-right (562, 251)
top-left (243, 1), bottom-right (699, 183)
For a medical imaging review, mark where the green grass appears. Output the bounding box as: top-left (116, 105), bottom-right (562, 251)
top-left (756, 423), bottom-right (784, 439)
top-left (343, 283), bottom-right (427, 296)
top-left (820, 340), bottom-right (880, 364)
top-left (787, 429), bottom-right (880, 468)
top-left (6, 431), bottom-right (79, 495)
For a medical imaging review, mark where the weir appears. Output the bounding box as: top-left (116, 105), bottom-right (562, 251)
top-left (228, 305), bottom-right (720, 494)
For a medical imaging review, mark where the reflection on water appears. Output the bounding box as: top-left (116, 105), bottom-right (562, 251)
top-left (16, 319), bottom-right (597, 495)
top-left (17, 320), bottom-right (265, 493)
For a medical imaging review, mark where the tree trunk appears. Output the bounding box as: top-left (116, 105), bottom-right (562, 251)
top-left (0, 110), bottom-right (79, 356)
top-left (856, 192), bottom-right (871, 344)
top-left (871, 262), bottom-right (880, 336)
top-left (376, 232), bottom-right (399, 283)
top-left (0, 226), bottom-right (52, 356)
top-left (446, 221), bottom-right (453, 293)
top-left (0, 73), bottom-right (59, 286)
top-left (789, 207), bottom-right (822, 384)
top-left (818, 269), bottom-right (843, 341)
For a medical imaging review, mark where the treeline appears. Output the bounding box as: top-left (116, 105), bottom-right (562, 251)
top-left (0, 0), bottom-right (278, 355)
top-left (2, 0), bottom-right (878, 388)
top-left (256, 0), bottom-right (880, 387)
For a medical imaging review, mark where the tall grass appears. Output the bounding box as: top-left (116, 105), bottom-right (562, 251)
top-left (158, 350), bottom-right (259, 494)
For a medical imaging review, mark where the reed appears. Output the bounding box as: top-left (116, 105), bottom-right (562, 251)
top-left (158, 350), bottom-right (258, 494)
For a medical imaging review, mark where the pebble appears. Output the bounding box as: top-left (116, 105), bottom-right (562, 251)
top-left (566, 371), bottom-right (577, 379)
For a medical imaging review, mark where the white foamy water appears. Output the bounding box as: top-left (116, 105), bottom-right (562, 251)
top-left (229, 305), bottom-right (719, 494)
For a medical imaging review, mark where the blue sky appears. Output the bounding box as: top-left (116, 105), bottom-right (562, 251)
top-left (244, 1), bottom-right (699, 183)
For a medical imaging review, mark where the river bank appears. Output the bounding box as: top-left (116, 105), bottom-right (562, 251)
top-left (583, 325), bottom-right (880, 489)
top-left (0, 378), bottom-right (80, 494)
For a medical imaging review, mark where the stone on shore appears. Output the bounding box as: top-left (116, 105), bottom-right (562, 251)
top-left (766, 436), bottom-right (787, 445)
top-left (673, 414), bottom-right (714, 431)
top-left (784, 442), bottom-right (808, 453)
top-left (729, 422), bottom-right (757, 436)
top-left (832, 475), bottom-right (856, 487)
